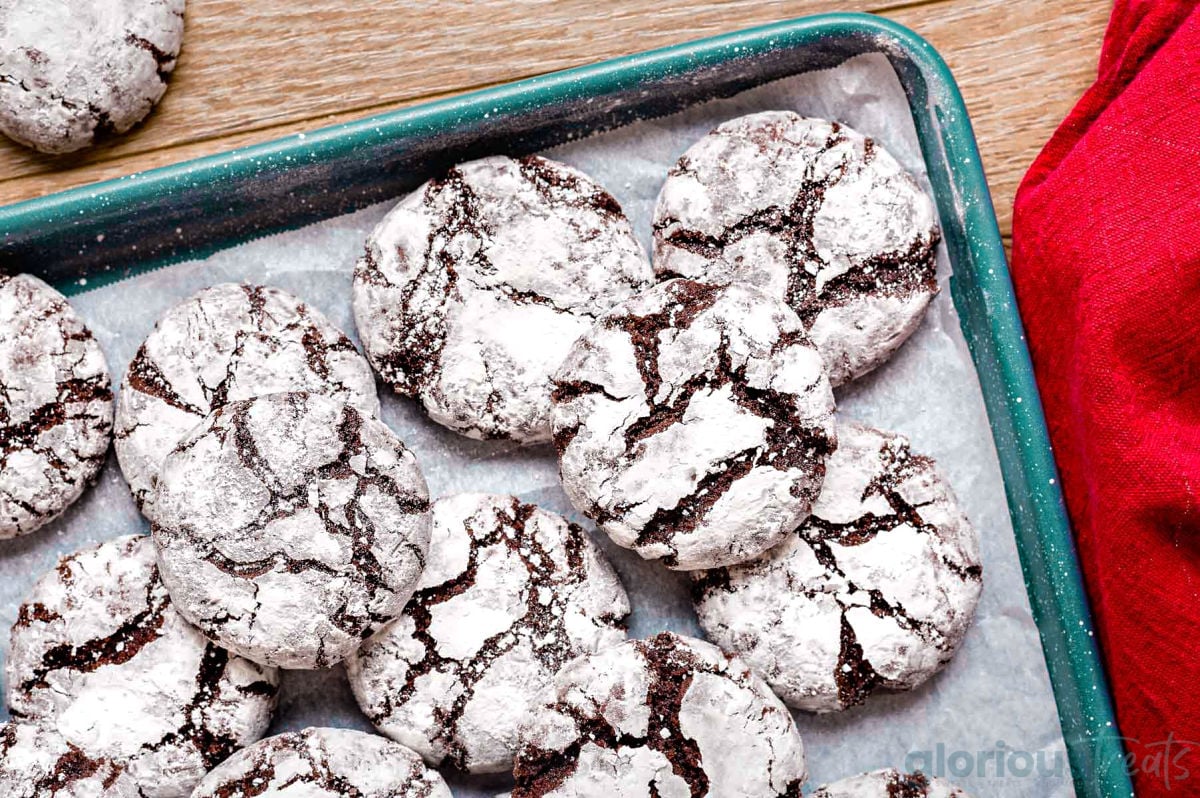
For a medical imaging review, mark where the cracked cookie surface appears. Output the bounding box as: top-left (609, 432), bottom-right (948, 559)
top-left (152, 391), bottom-right (431, 669)
top-left (550, 278), bottom-right (836, 570)
top-left (115, 282), bottom-right (378, 524)
top-left (190, 727), bottom-right (452, 798)
top-left (512, 632), bottom-right (806, 797)
top-left (347, 493), bottom-right (630, 775)
top-left (0, 0), bottom-right (185, 153)
top-left (352, 154), bottom-right (653, 444)
top-left (4, 535), bottom-right (279, 798)
top-left (0, 721), bottom-right (141, 797)
top-left (693, 422), bottom-right (982, 713)
top-left (812, 768), bottom-right (971, 797)
top-left (653, 111), bottom-right (940, 386)
top-left (0, 273), bottom-right (113, 539)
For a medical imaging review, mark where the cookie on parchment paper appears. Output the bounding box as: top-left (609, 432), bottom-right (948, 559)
top-left (512, 632), bottom-right (807, 798)
top-left (5, 535), bottom-right (279, 798)
top-left (550, 278), bottom-right (837, 570)
top-left (189, 727), bottom-right (452, 798)
top-left (812, 768), bottom-right (971, 798)
top-left (352, 154), bottom-right (653, 444)
top-left (0, 273), bottom-right (112, 539)
top-left (653, 111), bottom-right (940, 386)
top-left (0, 722), bottom-right (140, 798)
top-left (152, 391), bottom-right (431, 669)
top-left (115, 282), bottom-right (378, 523)
top-left (693, 421), bottom-right (982, 713)
top-left (348, 493), bottom-right (629, 775)
top-left (0, 0), bottom-right (186, 153)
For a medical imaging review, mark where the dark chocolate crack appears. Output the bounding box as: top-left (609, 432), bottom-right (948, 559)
top-left (364, 497), bottom-right (625, 771)
top-left (198, 730), bottom-right (441, 798)
top-left (149, 643), bottom-right (275, 771)
top-left (362, 167), bottom-right (475, 398)
top-left (163, 395), bottom-right (427, 666)
top-left (697, 431), bottom-right (980, 710)
top-left (14, 566), bottom-right (168, 695)
top-left (655, 123), bottom-right (939, 325)
top-left (889, 770), bottom-right (933, 798)
top-left (517, 155), bottom-right (624, 221)
top-left (556, 281), bottom-right (833, 562)
top-left (10, 539), bottom-right (279, 779)
top-left (124, 32), bottom-right (177, 82)
top-left (0, 278), bottom-right (112, 520)
top-left (123, 347), bottom-right (205, 417)
top-left (513, 634), bottom-right (802, 797)
top-left (27, 743), bottom-right (110, 796)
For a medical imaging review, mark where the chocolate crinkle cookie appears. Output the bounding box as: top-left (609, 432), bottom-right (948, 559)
top-left (0, 722), bottom-right (141, 797)
top-left (0, 273), bottom-right (112, 539)
top-left (347, 493), bottom-right (630, 775)
top-left (190, 727), bottom-right (451, 798)
top-left (115, 282), bottom-right (378, 523)
top-left (512, 632), bottom-right (807, 797)
top-left (812, 768), bottom-right (971, 797)
top-left (5, 535), bottom-right (279, 798)
top-left (152, 391), bottom-right (431, 669)
top-left (550, 278), bottom-right (837, 570)
top-left (0, 0), bottom-right (186, 154)
top-left (653, 111), bottom-right (940, 386)
top-left (693, 421), bottom-right (982, 713)
top-left (352, 154), bottom-right (653, 444)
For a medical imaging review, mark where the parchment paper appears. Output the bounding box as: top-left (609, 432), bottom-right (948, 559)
top-left (0, 54), bottom-right (1075, 797)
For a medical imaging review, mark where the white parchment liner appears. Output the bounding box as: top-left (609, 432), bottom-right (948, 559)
top-left (0, 54), bottom-right (1073, 797)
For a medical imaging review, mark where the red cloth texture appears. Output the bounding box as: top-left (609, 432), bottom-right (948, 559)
top-left (1011, 1), bottom-right (1200, 794)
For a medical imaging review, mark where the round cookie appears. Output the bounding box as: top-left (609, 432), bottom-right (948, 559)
top-left (189, 727), bottom-right (452, 798)
top-left (352, 154), bottom-right (653, 444)
top-left (512, 632), bottom-right (807, 797)
top-left (5, 535), bottom-right (279, 798)
top-left (347, 493), bottom-right (630, 774)
top-left (152, 391), bottom-right (431, 669)
top-left (693, 421), bottom-right (982, 713)
top-left (812, 769), bottom-right (971, 798)
top-left (550, 278), bottom-right (837, 571)
top-left (653, 111), bottom-right (940, 386)
top-left (115, 282), bottom-right (379, 523)
top-left (0, 722), bottom-right (140, 798)
top-left (0, 0), bottom-right (186, 154)
top-left (0, 273), bottom-right (113, 539)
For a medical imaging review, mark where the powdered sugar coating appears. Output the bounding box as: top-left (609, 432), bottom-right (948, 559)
top-left (352, 154), bottom-right (654, 444)
top-left (513, 632), bottom-right (806, 797)
top-left (152, 392), bottom-right (431, 669)
top-left (0, 0), bottom-right (185, 154)
top-left (812, 768), bottom-right (971, 798)
top-left (0, 722), bottom-right (140, 798)
top-left (115, 282), bottom-right (379, 523)
top-left (347, 493), bottom-right (630, 775)
top-left (190, 727), bottom-right (452, 798)
top-left (653, 111), bottom-right (940, 386)
top-left (0, 274), bottom-right (113, 539)
top-left (551, 278), bottom-right (837, 570)
top-left (5, 535), bottom-right (279, 798)
top-left (693, 422), bottom-right (982, 713)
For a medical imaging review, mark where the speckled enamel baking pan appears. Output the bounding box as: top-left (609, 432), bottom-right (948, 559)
top-left (0, 13), bottom-right (1131, 797)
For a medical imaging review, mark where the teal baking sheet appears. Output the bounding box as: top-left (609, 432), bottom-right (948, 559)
top-left (0, 13), bottom-right (1131, 798)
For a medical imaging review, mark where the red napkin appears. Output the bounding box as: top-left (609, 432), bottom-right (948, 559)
top-left (1011, 1), bottom-right (1200, 794)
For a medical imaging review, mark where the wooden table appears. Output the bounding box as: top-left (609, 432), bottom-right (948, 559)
top-left (0, 0), bottom-right (1110, 241)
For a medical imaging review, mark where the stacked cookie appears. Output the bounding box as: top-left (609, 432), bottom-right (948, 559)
top-left (0, 111), bottom-right (982, 797)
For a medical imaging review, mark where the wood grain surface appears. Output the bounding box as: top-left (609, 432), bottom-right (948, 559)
top-left (0, 0), bottom-right (1111, 236)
